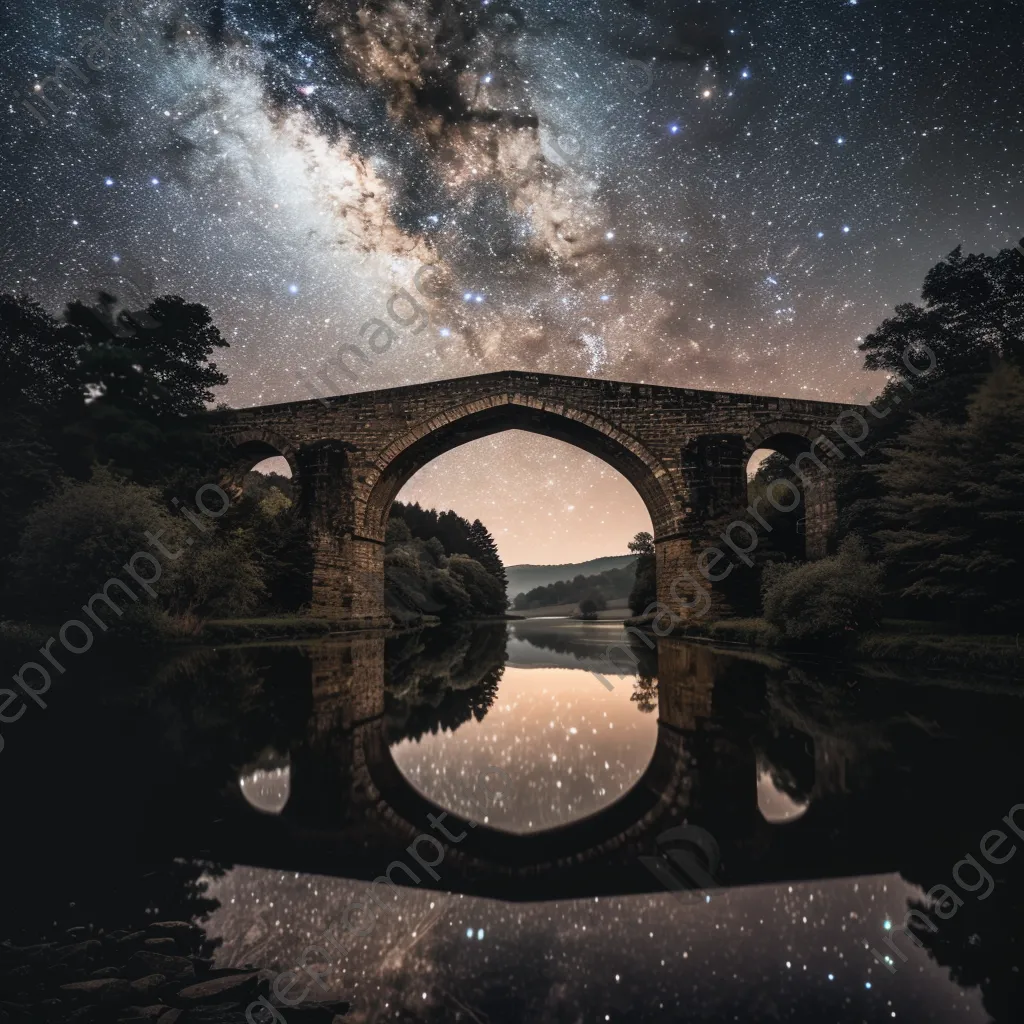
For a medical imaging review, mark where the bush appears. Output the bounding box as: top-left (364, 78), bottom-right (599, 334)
top-left (7, 467), bottom-right (181, 620)
top-left (6, 467), bottom-right (267, 627)
top-left (167, 533), bottom-right (266, 619)
top-left (761, 537), bottom-right (883, 644)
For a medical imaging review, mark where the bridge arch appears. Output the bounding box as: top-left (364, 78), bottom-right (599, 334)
top-left (358, 394), bottom-right (684, 542)
top-left (743, 420), bottom-right (839, 559)
top-left (221, 427), bottom-right (303, 486)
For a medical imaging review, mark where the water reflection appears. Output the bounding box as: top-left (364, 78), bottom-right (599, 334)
top-left (239, 748), bottom-right (292, 815)
top-left (389, 663), bottom-right (660, 831)
top-left (4, 622), bottom-right (1024, 1022)
top-left (756, 762), bottom-right (810, 823)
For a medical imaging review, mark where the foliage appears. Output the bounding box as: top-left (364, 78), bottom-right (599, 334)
top-left (384, 501), bottom-right (508, 622)
top-left (872, 362), bottom-right (1024, 629)
top-left (5, 468), bottom-right (266, 629)
top-left (627, 531), bottom-right (654, 556)
top-left (859, 242), bottom-right (1024, 383)
top-left (578, 592), bottom-right (607, 619)
top-left (761, 536), bottom-right (884, 644)
top-left (837, 241), bottom-right (1024, 609)
top-left (0, 289), bottom-right (229, 491)
top-left (628, 531), bottom-right (657, 616)
top-left (390, 501), bottom-right (506, 583)
top-left (448, 554), bottom-right (508, 615)
top-left (6, 467), bottom-right (181, 621)
top-left (513, 563), bottom-right (635, 610)
top-left (227, 471), bottom-right (310, 613)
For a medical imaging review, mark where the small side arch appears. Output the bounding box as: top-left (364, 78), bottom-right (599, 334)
top-left (221, 428), bottom-right (303, 487)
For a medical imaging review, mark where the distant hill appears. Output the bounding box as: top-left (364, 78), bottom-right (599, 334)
top-left (506, 555), bottom-right (636, 598)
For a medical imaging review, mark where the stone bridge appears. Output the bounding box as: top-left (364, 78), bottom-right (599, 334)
top-left (213, 371), bottom-right (862, 625)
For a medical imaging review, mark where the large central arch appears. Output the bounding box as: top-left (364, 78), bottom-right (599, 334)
top-left (358, 394), bottom-right (682, 543)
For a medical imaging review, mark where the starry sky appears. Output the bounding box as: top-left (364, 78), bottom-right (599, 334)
top-left (3, 0), bottom-right (1022, 563)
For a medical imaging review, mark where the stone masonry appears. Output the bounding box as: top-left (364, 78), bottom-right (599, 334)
top-left (213, 370), bottom-right (862, 625)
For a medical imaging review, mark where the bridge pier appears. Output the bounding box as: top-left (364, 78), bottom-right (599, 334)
top-left (298, 440), bottom-right (391, 626)
top-left (655, 534), bottom-right (733, 622)
top-left (310, 532), bottom-right (390, 626)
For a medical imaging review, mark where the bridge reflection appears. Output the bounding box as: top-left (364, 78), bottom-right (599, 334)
top-left (152, 624), bottom-right (980, 904)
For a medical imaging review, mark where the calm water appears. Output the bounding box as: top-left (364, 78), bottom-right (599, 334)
top-left (3, 620), bottom-right (1023, 1022)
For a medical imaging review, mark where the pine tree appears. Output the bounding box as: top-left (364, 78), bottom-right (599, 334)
top-left (468, 519), bottom-right (507, 588)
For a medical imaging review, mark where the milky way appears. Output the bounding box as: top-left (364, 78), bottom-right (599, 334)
top-left (3, 0), bottom-right (1022, 561)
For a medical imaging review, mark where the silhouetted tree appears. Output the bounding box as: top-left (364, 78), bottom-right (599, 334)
top-left (627, 531), bottom-right (656, 615)
top-left (873, 362), bottom-right (1024, 628)
top-left (468, 518), bottom-right (507, 588)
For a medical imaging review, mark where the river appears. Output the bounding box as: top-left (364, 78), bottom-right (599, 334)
top-left (3, 619), bottom-right (1022, 1022)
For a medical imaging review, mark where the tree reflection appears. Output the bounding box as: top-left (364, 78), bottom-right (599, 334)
top-left (385, 623), bottom-right (507, 742)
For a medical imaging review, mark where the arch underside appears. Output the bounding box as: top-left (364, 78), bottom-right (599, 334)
top-left (360, 399), bottom-right (681, 541)
top-left (745, 420), bottom-right (827, 461)
top-left (223, 430), bottom-right (302, 482)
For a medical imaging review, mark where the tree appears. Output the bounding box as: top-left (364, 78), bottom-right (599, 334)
top-left (578, 591), bottom-right (606, 619)
top-left (627, 531), bottom-right (656, 615)
top-left (838, 242), bottom-right (1024, 561)
top-left (62, 291), bottom-right (229, 484)
top-left (627, 531), bottom-right (654, 556)
top-left (860, 242), bottom-right (1024, 377)
top-left (67, 293), bottom-right (228, 417)
top-left (873, 362), bottom-right (1024, 628)
top-left (467, 518), bottom-right (507, 588)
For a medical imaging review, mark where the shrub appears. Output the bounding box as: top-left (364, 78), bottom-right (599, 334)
top-left (761, 537), bottom-right (883, 644)
top-left (7, 467), bottom-right (181, 620)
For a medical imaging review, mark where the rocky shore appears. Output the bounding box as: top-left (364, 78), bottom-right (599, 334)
top-left (0, 921), bottom-right (349, 1024)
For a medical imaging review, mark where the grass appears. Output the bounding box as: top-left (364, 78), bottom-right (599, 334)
top-left (199, 616), bottom-right (336, 642)
top-left (628, 614), bottom-right (1024, 677)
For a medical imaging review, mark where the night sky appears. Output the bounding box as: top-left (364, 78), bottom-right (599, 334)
top-left (3, 0), bottom-right (1022, 562)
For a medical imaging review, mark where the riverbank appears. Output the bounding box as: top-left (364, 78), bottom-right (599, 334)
top-left (0, 918), bottom-right (349, 1024)
top-left (632, 616), bottom-right (1024, 677)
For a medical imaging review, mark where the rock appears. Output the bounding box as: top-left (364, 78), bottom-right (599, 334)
top-left (65, 1007), bottom-right (102, 1023)
top-left (90, 966), bottom-right (124, 979)
top-left (124, 953), bottom-right (195, 984)
top-left (176, 972), bottom-right (261, 1004)
top-left (60, 978), bottom-right (133, 1005)
top-left (130, 974), bottom-right (167, 1000)
top-left (272, 1007), bottom-right (342, 1023)
top-left (157, 1010), bottom-right (182, 1023)
top-left (143, 938), bottom-right (179, 954)
top-left (145, 923), bottom-right (200, 946)
top-left (117, 1006), bottom-right (168, 1022)
top-left (57, 940), bottom-right (103, 965)
top-left (0, 942), bottom-right (57, 965)
top-left (0, 964), bottom-right (35, 989)
top-left (178, 1007), bottom-right (245, 1023)
top-left (116, 932), bottom-right (149, 952)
